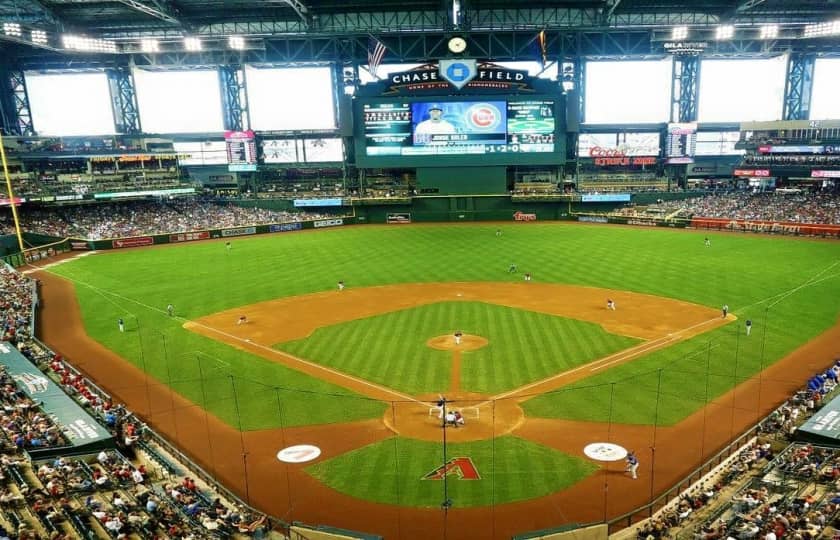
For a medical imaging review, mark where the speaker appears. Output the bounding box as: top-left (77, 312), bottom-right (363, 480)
top-left (565, 90), bottom-right (580, 133)
top-left (338, 95), bottom-right (354, 136)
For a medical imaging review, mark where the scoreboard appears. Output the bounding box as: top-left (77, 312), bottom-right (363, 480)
top-left (355, 96), bottom-right (563, 167)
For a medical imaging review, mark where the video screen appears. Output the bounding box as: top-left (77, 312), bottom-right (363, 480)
top-left (363, 99), bottom-right (555, 157)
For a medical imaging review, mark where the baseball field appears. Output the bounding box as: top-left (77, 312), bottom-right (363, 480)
top-left (35, 222), bottom-right (840, 540)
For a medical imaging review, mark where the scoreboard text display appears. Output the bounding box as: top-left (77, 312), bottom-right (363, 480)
top-left (356, 97), bottom-right (562, 167)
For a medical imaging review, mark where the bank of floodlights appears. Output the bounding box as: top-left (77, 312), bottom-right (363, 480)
top-left (715, 25), bottom-right (735, 40)
top-left (31, 30), bottom-right (48, 45)
top-left (3, 23), bottom-right (21, 37)
top-left (803, 20), bottom-right (840, 38)
top-left (671, 26), bottom-right (689, 40)
top-left (184, 36), bottom-right (202, 51)
top-left (62, 34), bottom-right (118, 53)
top-left (140, 39), bottom-right (159, 53)
top-left (759, 25), bottom-right (779, 39)
top-left (228, 36), bottom-right (245, 50)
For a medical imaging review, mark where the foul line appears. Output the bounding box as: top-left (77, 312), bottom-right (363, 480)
top-left (189, 322), bottom-right (424, 405)
top-left (484, 314), bottom-right (728, 404)
top-left (30, 263), bottom-right (424, 406)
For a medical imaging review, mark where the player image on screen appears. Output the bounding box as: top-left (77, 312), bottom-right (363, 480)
top-left (411, 101), bottom-right (507, 146)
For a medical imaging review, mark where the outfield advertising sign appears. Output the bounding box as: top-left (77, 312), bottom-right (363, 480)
top-left (314, 219), bottom-right (344, 228)
top-left (387, 213), bottom-right (412, 224)
top-left (169, 231), bottom-right (211, 243)
top-left (269, 222), bottom-right (303, 233)
top-left (221, 227), bottom-right (257, 237)
top-left (293, 198), bottom-right (343, 207)
top-left (112, 236), bottom-right (154, 249)
top-left (581, 194), bottom-right (632, 202)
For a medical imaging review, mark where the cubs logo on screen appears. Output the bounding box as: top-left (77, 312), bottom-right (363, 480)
top-left (439, 59), bottom-right (477, 90)
top-left (466, 103), bottom-right (502, 132)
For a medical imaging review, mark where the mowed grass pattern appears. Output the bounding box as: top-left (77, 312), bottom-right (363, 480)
top-left (277, 301), bottom-right (640, 394)
top-left (52, 224), bottom-right (840, 428)
top-left (306, 436), bottom-right (598, 507)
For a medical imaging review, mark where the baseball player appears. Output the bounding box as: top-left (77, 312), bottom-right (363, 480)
top-left (166, 304), bottom-right (174, 317)
top-left (524, 273), bottom-right (532, 281)
top-left (722, 304), bottom-right (729, 318)
top-left (237, 315), bottom-right (248, 325)
top-left (625, 451), bottom-right (639, 479)
top-left (337, 281), bottom-right (345, 291)
top-left (225, 241), bottom-right (232, 251)
top-left (508, 263), bottom-right (517, 273)
top-left (745, 319), bottom-right (752, 336)
top-left (607, 299), bottom-right (616, 311)
top-left (454, 331), bottom-right (463, 345)
top-left (118, 318), bottom-right (125, 333)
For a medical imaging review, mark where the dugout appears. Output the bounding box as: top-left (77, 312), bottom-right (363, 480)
top-left (794, 394), bottom-right (840, 448)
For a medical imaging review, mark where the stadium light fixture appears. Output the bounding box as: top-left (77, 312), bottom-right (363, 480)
top-left (803, 20), bottom-right (840, 38)
top-left (62, 34), bottom-right (118, 53)
top-left (671, 26), bottom-right (689, 40)
top-left (3, 23), bottom-right (22, 38)
top-left (228, 36), bottom-right (245, 50)
top-left (759, 24), bottom-right (779, 39)
top-left (31, 30), bottom-right (48, 45)
top-left (184, 36), bottom-right (202, 51)
top-left (715, 25), bottom-right (735, 40)
top-left (140, 38), bottom-right (159, 53)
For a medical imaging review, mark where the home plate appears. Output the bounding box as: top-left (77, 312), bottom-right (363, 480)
top-left (277, 444), bottom-right (321, 463)
top-left (583, 442), bottom-right (628, 462)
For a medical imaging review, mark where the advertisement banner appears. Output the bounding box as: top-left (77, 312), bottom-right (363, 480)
top-left (690, 217), bottom-right (840, 238)
top-left (112, 236), bottom-right (154, 249)
top-left (387, 213), bottom-right (412, 224)
top-left (811, 170), bottom-right (840, 178)
top-left (221, 227), bottom-right (257, 238)
top-left (733, 169), bottom-right (771, 177)
top-left (70, 241), bottom-right (90, 251)
top-left (293, 198), bottom-right (344, 207)
top-left (581, 194), bottom-right (632, 202)
top-left (269, 222), bottom-right (304, 233)
top-left (578, 215), bottom-right (609, 224)
top-left (314, 219), bottom-right (345, 228)
top-left (513, 211), bottom-right (537, 221)
top-left (169, 231), bottom-right (211, 243)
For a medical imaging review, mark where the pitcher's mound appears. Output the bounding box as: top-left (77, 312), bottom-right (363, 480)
top-left (427, 334), bottom-right (488, 351)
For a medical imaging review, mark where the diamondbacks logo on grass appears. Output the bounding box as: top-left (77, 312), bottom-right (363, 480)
top-left (422, 457), bottom-right (481, 480)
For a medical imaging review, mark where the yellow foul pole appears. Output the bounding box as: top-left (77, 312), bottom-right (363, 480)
top-left (0, 131), bottom-right (26, 253)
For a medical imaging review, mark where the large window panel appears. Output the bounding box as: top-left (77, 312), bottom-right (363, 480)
top-left (697, 57), bottom-right (786, 122)
top-left (25, 72), bottom-right (115, 136)
top-left (246, 66), bottom-right (336, 131)
top-left (134, 69), bottom-right (223, 133)
top-left (810, 58), bottom-right (840, 120)
top-left (584, 60), bottom-right (672, 124)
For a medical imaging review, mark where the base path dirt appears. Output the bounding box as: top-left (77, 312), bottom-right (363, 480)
top-left (35, 271), bottom-right (840, 540)
top-left (188, 282), bottom-right (729, 442)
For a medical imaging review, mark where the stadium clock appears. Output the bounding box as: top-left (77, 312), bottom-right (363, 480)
top-left (447, 36), bottom-right (468, 54)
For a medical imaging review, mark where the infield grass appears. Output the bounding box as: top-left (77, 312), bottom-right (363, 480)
top-left (306, 435), bottom-right (598, 507)
top-left (52, 224), bottom-right (840, 429)
top-left (277, 301), bottom-right (640, 394)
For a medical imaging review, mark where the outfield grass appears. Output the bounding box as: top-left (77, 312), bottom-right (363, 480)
top-left (52, 224), bottom-right (840, 429)
top-left (306, 435), bottom-right (598, 507)
top-left (277, 301), bottom-right (640, 394)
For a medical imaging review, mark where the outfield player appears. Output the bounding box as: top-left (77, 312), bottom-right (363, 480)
top-left (508, 263), bottom-right (517, 273)
top-left (745, 319), bottom-right (752, 336)
top-left (337, 281), bottom-right (345, 291)
top-left (167, 304), bottom-right (174, 317)
top-left (225, 241), bottom-right (232, 251)
top-left (524, 273), bottom-right (532, 281)
top-left (118, 318), bottom-right (125, 333)
top-left (722, 304), bottom-right (729, 318)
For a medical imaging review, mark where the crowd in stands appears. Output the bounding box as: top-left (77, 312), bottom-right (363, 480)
top-left (652, 191), bottom-right (840, 225)
top-left (634, 362), bottom-right (840, 540)
top-left (0, 266), bottom-right (274, 539)
top-left (0, 199), bottom-right (339, 240)
top-left (0, 267), bottom-right (34, 344)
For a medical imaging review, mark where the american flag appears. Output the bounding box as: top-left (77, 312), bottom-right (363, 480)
top-left (368, 36), bottom-right (387, 79)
